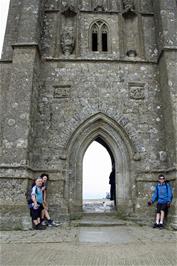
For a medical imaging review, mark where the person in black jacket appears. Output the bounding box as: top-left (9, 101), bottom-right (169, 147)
top-left (109, 165), bottom-right (116, 202)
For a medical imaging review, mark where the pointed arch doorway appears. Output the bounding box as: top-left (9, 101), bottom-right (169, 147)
top-left (66, 113), bottom-right (134, 219)
top-left (83, 138), bottom-right (116, 213)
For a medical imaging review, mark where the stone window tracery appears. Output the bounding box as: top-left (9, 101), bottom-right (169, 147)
top-left (90, 20), bottom-right (109, 52)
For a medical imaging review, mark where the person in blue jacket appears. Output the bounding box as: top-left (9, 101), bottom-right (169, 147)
top-left (148, 174), bottom-right (173, 229)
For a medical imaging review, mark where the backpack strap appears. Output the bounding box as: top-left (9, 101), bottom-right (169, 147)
top-left (156, 184), bottom-right (159, 199)
top-left (165, 182), bottom-right (173, 202)
top-left (165, 182), bottom-right (168, 194)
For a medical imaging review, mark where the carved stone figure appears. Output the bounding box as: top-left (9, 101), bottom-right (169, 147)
top-left (61, 31), bottom-right (75, 55)
top-left (94, 0), bottom-right (105, 11)
top-left (94, 5), bottom-right (105, 11)
top-left (122, 0), bottom-right (134, 11)
top-left (61, 4), bottom-right (77, 17)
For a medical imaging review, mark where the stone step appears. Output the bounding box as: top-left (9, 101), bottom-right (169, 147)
top-left (79, 219), bottom-right (127, 227)
top-left (82, 211), bottom-right (118, 217)
top-left (72, 213), bottom-right (133, 227)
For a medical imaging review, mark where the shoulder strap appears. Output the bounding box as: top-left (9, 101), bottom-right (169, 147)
top-left (166, 182), bottom-right (173, 201)
top-left (156, 184), bottom-right (159, 199)
top-left (165, 182), bottom-right (168, 193)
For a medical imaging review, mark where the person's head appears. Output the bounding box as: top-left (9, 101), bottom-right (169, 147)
top-left (158, 174), bottom-right (165, 183)
top-left (35, 177), bottom-right (43, 187)
top-left (40, 173), bottom-right (49, 183)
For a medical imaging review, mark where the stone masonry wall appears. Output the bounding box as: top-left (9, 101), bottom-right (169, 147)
top-left (32, 62), bottom-right (166, 172)
top-left (0, 0), bottom-right (176, 229)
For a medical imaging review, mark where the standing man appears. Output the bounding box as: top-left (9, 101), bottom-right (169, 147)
top-left (148, 174), bottom-right (173, 229)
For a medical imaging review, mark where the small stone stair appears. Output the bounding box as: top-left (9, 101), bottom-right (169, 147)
top-left (72, 213), bottom-right (134, 227)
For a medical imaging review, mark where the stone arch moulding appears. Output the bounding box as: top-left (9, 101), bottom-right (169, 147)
top-left (65, 113), bottom-right (137, 218)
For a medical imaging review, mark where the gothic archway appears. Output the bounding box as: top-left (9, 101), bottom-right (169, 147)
top-left (66, 113), bottom-right (135, 218)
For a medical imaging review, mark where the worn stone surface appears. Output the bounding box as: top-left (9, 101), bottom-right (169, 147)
top-left (0, 0), bottom-right (177, 229)
top-left (1, 222), bottom-right (177, 266)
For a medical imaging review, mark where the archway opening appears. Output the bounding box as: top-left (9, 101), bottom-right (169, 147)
top-left (67, 113), bottom-right (132, 217)
top-left (82, 138), bottom-right (115, 213)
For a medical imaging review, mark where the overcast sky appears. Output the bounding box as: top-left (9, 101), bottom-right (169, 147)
top-left (0, 0), bottom-right (112, 199)
top-left (0, 0), bottom-right (10, 56)
top-left (83, 141), bottom-right (112, 199)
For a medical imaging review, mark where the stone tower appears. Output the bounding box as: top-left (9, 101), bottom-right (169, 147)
top-left (0, 0), bottom-right (177, 229)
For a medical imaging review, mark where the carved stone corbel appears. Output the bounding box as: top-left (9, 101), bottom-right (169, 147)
top-left (94, 5), bottom-right (105, 12)
top-left (133, 152), bottom-right (141, 161)
top-left (126, 49), bottom-right (137, 57)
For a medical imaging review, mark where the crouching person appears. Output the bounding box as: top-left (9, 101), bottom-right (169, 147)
top-left (31, 177), bottom-right (46, 230)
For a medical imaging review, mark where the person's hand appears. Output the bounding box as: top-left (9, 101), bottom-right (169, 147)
top-left (43, 201), bottom-right (48, 209)
top-left (167, 202), bottom-right (171, 208)
top-left (147, 200), bottom-right (152, 206)
top-left (34, 203), bottom-right (39, 209)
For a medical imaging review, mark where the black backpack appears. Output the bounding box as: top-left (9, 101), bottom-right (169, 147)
top-left (25, 181), bottom-right (36, 205)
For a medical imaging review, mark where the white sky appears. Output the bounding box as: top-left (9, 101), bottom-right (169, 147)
top-left (0, 0), bottom-right (10, 56)
top-left (83, 141), bottom-right (112, 199)
top-left (0, 0), bottom-right (112, 199)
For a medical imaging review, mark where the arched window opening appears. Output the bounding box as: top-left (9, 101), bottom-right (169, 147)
top-left (91, 21), bottom-right (109, 52)
top-left (101, 24), bottom-right (108, 52)
top-left (92, 24), bottom-right (98, 51)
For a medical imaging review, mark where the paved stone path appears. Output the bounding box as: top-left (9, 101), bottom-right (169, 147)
top-left (1, 221), bottom-right (177, 266)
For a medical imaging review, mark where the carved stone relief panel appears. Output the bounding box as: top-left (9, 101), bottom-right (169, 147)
top-left (140, 0), bottom-right (153, 13)
top-left (128, 82), bottom-right (145, 100)
top-left (45, 0), bottom-right (60, 9)
top-left (53, 84), bottom-right (71, 98)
